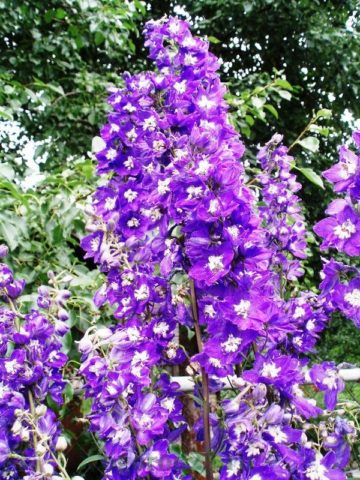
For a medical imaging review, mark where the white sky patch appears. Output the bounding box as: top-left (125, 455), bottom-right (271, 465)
top-left (0, 120), bottom-right (48, 189)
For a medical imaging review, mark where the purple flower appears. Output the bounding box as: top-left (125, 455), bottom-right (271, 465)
top-left (314, 205), bottom-right (360, 256)
top-left (310, 362), bottom-right (344, 410)
top-left (323, 145), bottom-right (359, 192)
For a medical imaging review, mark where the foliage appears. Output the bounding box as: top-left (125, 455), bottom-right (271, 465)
top-left (0, 0), bottom-right (145, 172)
top-left (0, 2), bottom-right (359, 478)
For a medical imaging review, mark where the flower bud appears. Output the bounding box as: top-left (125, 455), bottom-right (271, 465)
top-left (35, 405), bottom-right (47, 417)
top-left (43, 463), bottom-right (54, 476)
top-left (20, 428), bottom-right (30, 442)
top-left (55, 436), bottom-right (68, 452)
top-left (38, 285), bottom-right (50, 297)
top-left (12, 420), bottom-right (22, 435)
top-left (77, 336), bottom-right (94, 355)
top-left (47, 270), bottom-right (55, 280)
top-left (0, 244), bottom-right (9, 258)
top-left (57, 308), bottom-right (69, 321)
top-left (61, 274), bottom-right (73, 283)
top-left (36, 443), bottom-right (47, 456)
top-left (263, 404), bottom-right (283, 425)
top-left (55, 319), bottom-right (70, 336)
top-left (38, 296), bottom-right (51, 309)
top-left (96, 327), bottom-right (112, 340)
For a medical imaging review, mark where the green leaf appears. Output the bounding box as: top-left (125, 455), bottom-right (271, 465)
top-left (0, 108), bottom-right (13, 120)
top-left (208, 35), bottom-right (221, 44)
top-left (55, 8), bottom-right (66, 19)
top-left (63, 331), bottom-right (73, 354)
top-left (94, 31), bottom-right (105, 46)
top-left (63, 382), bottom-right (74, 403)
top-left (0, 222), bottom-right (19, 250)
top-left (44, 10), bottom-right (54, 23)
top-left (187, 452), bottom-right (206, 475)
top-left (245, 114), bottom-right (254, 126)
top-left (278, 90), bottom-right (292, 101)
top-left (77, 455), bottom-right (105, 471)
top-left (264, 104), bottom-right (278, 119)
top-left (298, 136), bottom-right (320, 152)
top-left (316, 108), bottom-right (332, 119)
top-left (274, 79), bottom-right (293, 90)
top-left (296, 167), bottom-right (324, 189)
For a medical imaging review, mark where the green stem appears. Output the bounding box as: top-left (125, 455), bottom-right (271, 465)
top-left (288, 112), bottom-right (321, 151)
top-left (28, 391), bottom-right (41, 474)
top-left (190, 280), bottom-right (214, 480)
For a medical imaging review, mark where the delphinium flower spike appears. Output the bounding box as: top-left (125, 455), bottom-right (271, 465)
top-left (0, 245), bottom-right (71, 479)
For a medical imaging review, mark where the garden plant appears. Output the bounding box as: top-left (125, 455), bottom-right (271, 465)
top-left (0, 11), bottom-right (360, 480)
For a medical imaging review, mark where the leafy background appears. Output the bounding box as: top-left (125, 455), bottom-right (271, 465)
top-left (0, 0), bottom-right (359, 476)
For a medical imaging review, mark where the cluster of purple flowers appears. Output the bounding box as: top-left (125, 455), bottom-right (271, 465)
top-left (256, 133), bottom-right (308, 280)
top-left (0, 245), bottom-right (70, 480)
top-left (314, 132), bottom-right (360, 327)
top-left (80, 16), bottom-right (358, 480)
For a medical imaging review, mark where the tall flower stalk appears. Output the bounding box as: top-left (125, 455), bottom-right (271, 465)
top-left (0, 245), bottom-right (71, 479)
top-left (80, 16), bottom-right (359, 480)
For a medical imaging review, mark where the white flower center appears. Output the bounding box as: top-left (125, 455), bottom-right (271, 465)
top-left (186, 186), bottom-right (203, 199)
top-left (227, 226), bottom-right (239, 238)
top-left (161, 397), bottom-right (175, 413)
top-left (196, 159), bottom-right (211, 175)
top-left (126, 128), bottom-right (137, 142)
top-left (322, 370), bottom-right (338, 390)
top-left (267, 426), bottom-right (288, 443)
top-left (207, 255), bottom-right (224, 272)
top-left (153, 139), bottom-right (165, 151)
top-left (123, 102), bottom-right (136, 112)
top-left (157, 178), bottom-right (171, 195)
top-left (208, 199), bottom-right (219, 214)
top-left (105, 197), bottom-right (116, 210)
top-left (184, 53), bottom-right (196, 65)
top-left (340, 160), bottom-right (357, 178)
top-left (127, 327), bottom-right (140, 341)
top-left (334, 219), bottom-right (356, 239)
top-left (174, 81), bottom-right (187, 93)
top-left (209, 357), bottom-right (221, 368)
top-left (234, 299), bottom-right (251, 317)
top-left (198, 95), bottom-right (216, 110)
top-left (91, 237), bottom-right (100, 252)
top-left (227, 460), bottom-right (241, 476)
top-left (306, 319), bottom-right (316, 331)
top-left (294, 306), bottom-right (306, 318)
top-left (124, 157), bottom-right (134, 169)
top-left (173, 148), bottom-right (187, 161)
top-left (127, 217), bottom-right (140, 228)
top-left (143, 116), bottom-right (157, 131)
top-left (106, 148), bottom-right (117, 160)
top-left (153, 322), bottom-right (169, 337)
top-left (5, 360), bottom-right (18, 374)
top-left (138, 413), bottom-right (153, 429)
top-left (124, 189), bottom-right (138, 202)
top-left (305, 461), bottom-right (327, 480)
top-left (268, 184), bottom-right (278, 194)
top-left (221, 335), bottom-right (242, 353)
top-left (204, 304), bottom-right (216, 318)
top-left (344, 288), bottom-right (360, 307)
top-left (261, 362), bottom-right (280, 378)
top-left (134, 284), bottom-right (149, 301)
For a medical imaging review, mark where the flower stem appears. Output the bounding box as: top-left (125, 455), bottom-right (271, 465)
top-left (190, 280), bottom-right (214, 480)
top-left (28, 390), bottom-right (41, 473)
